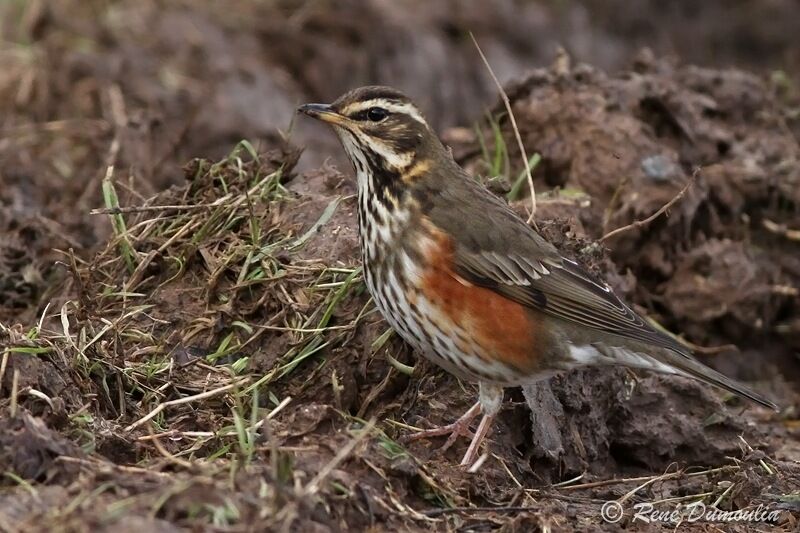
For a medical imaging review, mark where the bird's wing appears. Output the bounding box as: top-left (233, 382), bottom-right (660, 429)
top-left (454, 247), bottom-right (688, 354)
top-left (424, 173), bottom-right (688, 354)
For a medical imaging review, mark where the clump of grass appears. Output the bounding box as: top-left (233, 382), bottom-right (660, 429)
top-left (102, 166), bottom-right (137, 272)
top-left (475, 112), bottom-right (510, 180)
top-left (507, 153), bottom-right (542, 201)
top-left (23, 140), bottom-right (386, 482)
top-left (475, 112), bottom-right (542, 202)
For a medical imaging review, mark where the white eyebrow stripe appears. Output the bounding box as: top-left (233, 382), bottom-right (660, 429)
top-left (343, 99), bottom-right (429, 127)
top-left (382, 102), bottom-right (428, 126)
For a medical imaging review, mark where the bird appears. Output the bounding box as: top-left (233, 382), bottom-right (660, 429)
top-left (297, 86), bottom-right (778, 467)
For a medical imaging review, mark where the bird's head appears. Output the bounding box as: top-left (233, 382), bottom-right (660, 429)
top-left (299, 86), bottom-right (448, 202)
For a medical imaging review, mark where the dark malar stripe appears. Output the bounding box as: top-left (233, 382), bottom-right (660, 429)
top-left (363, 148), bottom-right (406, 211)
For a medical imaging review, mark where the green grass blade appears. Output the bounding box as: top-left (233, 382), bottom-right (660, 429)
top-left (507, 153), bottom-right (542, 201)
top-left (102, 170), bottom-right (136, 272)
top-left (290, 197), bottom-right (342, 250)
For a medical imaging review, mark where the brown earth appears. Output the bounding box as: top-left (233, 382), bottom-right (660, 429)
top-left (1, 1), bottom-right (799, 531)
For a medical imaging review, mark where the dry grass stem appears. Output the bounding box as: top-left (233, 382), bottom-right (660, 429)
top-left (125, 379), bottom-right (248, 431)
top-left (470, 32), bottom-right (537, 221)
top-left (303, 417), bottom-right (376, 496)
top-left (763, 218), bottom-right (800, 241)
top-left (601, 167), bottom-right (699, 242)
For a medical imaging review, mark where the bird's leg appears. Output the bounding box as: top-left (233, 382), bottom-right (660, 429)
top-left (459, 411), bottom-right (495, 466)
top-left (403, 401), bottom-right (481, 452)
top-left (404, 383), bottom-right (505, 466)
top-left (459, 382), bottom-right (504, 466)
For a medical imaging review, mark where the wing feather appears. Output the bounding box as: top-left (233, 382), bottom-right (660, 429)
top-left (420, 164), bottom-right (687, 354)
top-left (454, 247), bottom-right (689, 354)
top-left (418, 166), bottom-right (776, 409)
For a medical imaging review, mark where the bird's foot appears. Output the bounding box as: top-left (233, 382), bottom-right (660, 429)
top-left (403, 401), bottom-right (494, 466)
top-left (403, 401), bottom-right (481, 451)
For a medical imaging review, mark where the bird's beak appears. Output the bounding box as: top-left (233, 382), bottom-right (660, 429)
top-left (297, 103), bottom-right (345, 125)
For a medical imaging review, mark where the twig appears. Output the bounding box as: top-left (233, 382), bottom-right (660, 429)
top-left (467, 452), bottom-right (489, 474)
top-left (644, 315), bottom-right (737, 356)
top-left (678, 340), bottom-right (738, 356)
top-left (10, 369), bottom-right (19, 417)
top-left (25, 389), bottom-right (55, 411)
top-left (303, 417), bottom-right (376, 496)
top-left (90, 171), bottom-right (280, 216)
top-left (56, 456), bottom-right (174, 478)
top-left (618, 464), bottom-right (689, 505)
top-left (136, 430), bottom-right (215, 441)
top-left (470, 32), bottom-right (537, 222)
top-left (602, 175), bottom-right (632, 236)
top-left (423, 506), bottom-right (541, 517)
top-left (557, 465), bottom-right (737, 491)
top-left (492, 453), bottom-right (524, 489)
top-left (0, 350), bottom-right (8, 395)
top-left (90, 204), bottom-right (221, 215)
top-left (148, 423), bottom-right (194, 469)
top-left (232, 395), bottom-right (292, 435)
top-left (762, 219), bottom-right (800, 241)
top-left (423, 495), bottom-right (604, 517)
top-left (125, 379), bottom-right (248, 431)
top-left (601, 168), bottom-right (699, 242)
top-left (771, 284), bottom-right (799, 297)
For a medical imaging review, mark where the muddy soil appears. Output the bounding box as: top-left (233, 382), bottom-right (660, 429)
top-left (1, 1), bottom-right (799, 531)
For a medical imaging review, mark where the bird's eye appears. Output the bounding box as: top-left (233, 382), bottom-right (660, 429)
top-left (366, 107), bottom-right (389, 122)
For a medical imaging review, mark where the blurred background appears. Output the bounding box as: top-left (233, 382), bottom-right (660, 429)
top-left (2, 0), bottom-right (799, 202)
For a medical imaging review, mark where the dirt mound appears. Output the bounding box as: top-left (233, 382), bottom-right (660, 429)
top-left (0, 209), bottom-right (67, 323)
top-left (459, 53), bottom-right (800, 371)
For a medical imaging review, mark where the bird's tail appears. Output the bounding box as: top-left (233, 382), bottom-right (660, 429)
top-left (663, 352), bottom-right (779, 411)
top-left (600, 345), bottom-right (779, 411)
